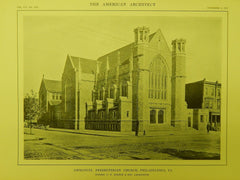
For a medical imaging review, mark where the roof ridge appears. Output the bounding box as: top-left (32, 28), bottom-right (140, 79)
top-left (97, 42), bottom-right (134, 61)
top-left (69, 55), bottom-right (96, 61)
top-left (44, 78), bottom-right (61, 82)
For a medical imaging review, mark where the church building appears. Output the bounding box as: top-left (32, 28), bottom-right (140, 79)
top-left (39, 26), bottom-right (190, 134)
top-left (85, 26), bottom-right (188, 134)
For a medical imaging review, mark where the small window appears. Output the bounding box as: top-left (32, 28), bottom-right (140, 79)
top-left (110, 88), bottom-right (114, 98)
top-left (126, 111), bottom-right (129, 117)
top-left (140, 31), bottom-right (143, 40)
top-left (99, 111), bottom-right (104, 119)
top-left (205, 88), bottom-right (208, 96)
top-left (122, 84), bottom-right (128, 97)
top-left (99, 89), bottom-right (103, 100)
top-left (56, 95), bottom-right (58, 100)
top-left (211, 89), bottom-right (214, 96)
top-left (52, 95), bottom-right (55, 99)
top-left (113, 111), bottom-right (116, 119)
top-left (178, 43), bottom-right (181, 51)
top-left (209, 101), bottom-right (213, 108)
top-left (200, 115), bottom-right (204, 122)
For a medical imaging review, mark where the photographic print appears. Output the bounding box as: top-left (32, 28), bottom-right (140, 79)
top-left (19, 12), bottom-right (227, 163)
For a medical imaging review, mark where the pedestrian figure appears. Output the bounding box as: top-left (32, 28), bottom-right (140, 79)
top-left (207, 122), bottom-right (210, 133)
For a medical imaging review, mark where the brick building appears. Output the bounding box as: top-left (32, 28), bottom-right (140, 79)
top-left (185, 79), bottom-right (221, 131)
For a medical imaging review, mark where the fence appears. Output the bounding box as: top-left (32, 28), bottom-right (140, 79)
top-left (85, 120), bottom-right (121, 131)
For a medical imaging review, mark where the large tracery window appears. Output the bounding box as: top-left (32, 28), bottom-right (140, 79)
top-left (149, 58), bottom-right (167, 99)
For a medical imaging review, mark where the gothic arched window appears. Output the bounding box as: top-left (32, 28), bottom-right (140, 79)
top-left (99, 89), bottom-right (103, 100)
top-left (150, 110), bottom-right (156, 124)
top-left (121, 82), bottom-right (128, 97)
top-left (149, 58), bottom-right (167, 99)
top-left (158, 110), bottom-right (164, 124)
top-left (110, 84), bottom-right (117, 99)
top-left (110, 87), bottom-right (114, 99)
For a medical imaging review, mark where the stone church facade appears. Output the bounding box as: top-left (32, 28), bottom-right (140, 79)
top-left (84, 26), bottom-right (188, 134)
top-left (60, 56), bottom-right (96, 129)
top-left (39, 26), bottom-right (221, 134)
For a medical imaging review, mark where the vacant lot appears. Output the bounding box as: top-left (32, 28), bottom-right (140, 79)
top-left (24, 128), bottom-right (220, 160)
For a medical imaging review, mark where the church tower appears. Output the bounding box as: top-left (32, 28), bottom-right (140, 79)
top-left (171, 39), bottom-right (188, 128)
top-left (132, 26), bottom-right (150, 134)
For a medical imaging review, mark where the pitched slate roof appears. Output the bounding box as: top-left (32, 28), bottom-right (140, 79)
top-left (70, 56), bottom-right (97, 74)
top-left (97, 43), bottom-right (134, 72)
top-left (43, 79), bottom-right (62, 93)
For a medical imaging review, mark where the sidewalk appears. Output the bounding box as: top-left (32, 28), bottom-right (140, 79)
top-left (47, 128), bottom-right (136, 137)
top-left (45, 127), bottom-right (219, 137)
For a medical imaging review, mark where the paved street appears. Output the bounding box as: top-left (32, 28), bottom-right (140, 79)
top-left (24, 128), bottom-right (220, 160)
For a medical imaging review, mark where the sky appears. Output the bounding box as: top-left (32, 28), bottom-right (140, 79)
top-left (23, 14), bottom-right (224, 95)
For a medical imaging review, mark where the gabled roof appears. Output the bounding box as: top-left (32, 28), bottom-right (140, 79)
top-left (97, 28), bottom-right (171, 72)
top-left (149, 32), bottom-right (157, 41)
top-left (43, 79), bottom-right (62, 93)
top-left (149, 29), bottom-right (171, 52)
top-left (69, 55), bottom-right (97, 74)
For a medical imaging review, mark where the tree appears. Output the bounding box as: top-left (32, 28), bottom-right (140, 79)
top-left (24, 90), bottom-right (39, 133)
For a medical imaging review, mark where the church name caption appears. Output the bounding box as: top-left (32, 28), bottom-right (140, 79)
top-left (90, 2), bottom-right (156, 7)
